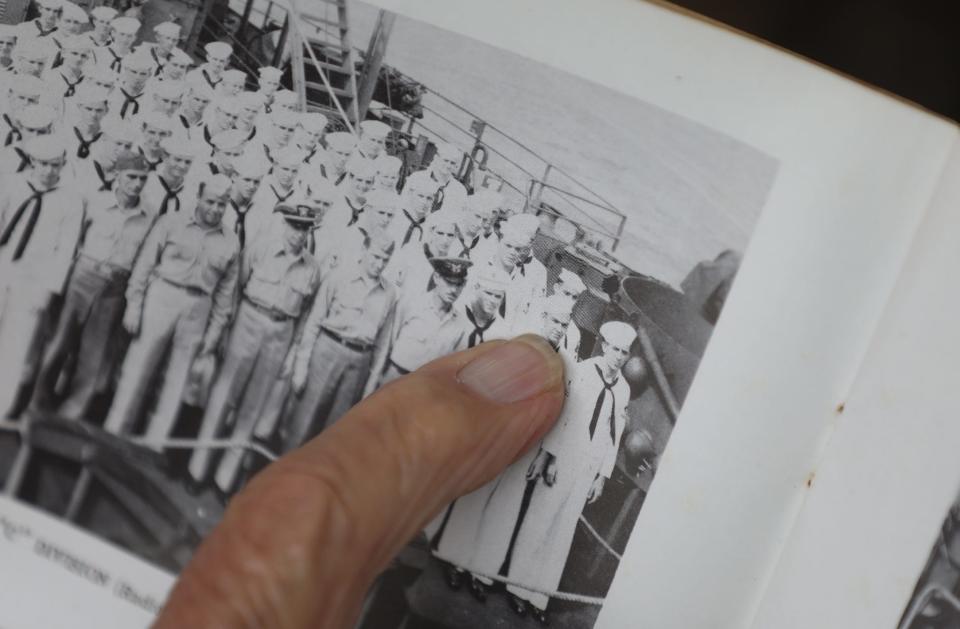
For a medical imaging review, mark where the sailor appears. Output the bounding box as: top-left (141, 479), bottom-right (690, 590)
top-left (154, 46), bottom-right (192, 83)
top-left (433, 293), bottom-right (576, 606)
top-left (384, 213), bottom-right (458, 293)
top-left (85, 61), bottom-right (116, 95)
top-left (65, 83), bottom-right (109, 162)
top-left (482, 212), bottom-right (548, 325)
top-left (95, 16), bottom-right (139, 72)
top-left (108, 51), bottom-right (153, 119)
top-left (178, 76), bottom-right (213, 132)
top-left (0, 135), bottom-right (84, 417)
top-left (134, 110), bottom-right (173, 171)
top-left (373, 153), bottom-right (401, 192)
top-left (388, 170), bottom-right (437, 247)
top-left (29, 151), bottom-right (156, 419)
top-left (505, 321), bottom-right (636, 623)
top-left (71, 115), bottom-right (135, 193)
top-left (1, 75), bottom-right (45, 143)
top-left (0, 25), bottom-right (17, 70)
top-left (16, 0), bottom-right (61, 41)
top-left (186, 41), bottom-right (232, 90)
top-left (552, 268), bottom-right (588, 361)
top-left (137, 21), bottom-right (180, 76)
top-left (452, 194), bottom-right (497, 261)
top-left (199, 96), bottom-right (240, 145)
top-left (322, 131), bottom-right (356, 183)
top-left (327, 155), bottom-right (375, 231)
top-left (189, 204), bottom-right (321, 492)
top-left (285, 230), bottom-right (397, 447)
top-left (234, 90), bottom-right (264, 141)
top-left (356, 119), bottom-right (390, 160)
top-left (0, 104), bottom-right (57, 177)
top-left (87, 6), bottom-right (117, 48)
top-left (254, 108), bottom-right (298, 162)
top-left (103, 174), bottom-right (238, 446)
top-left (41, 33), bottom-right (88, 101)
top-left (296, 177), bottom-right (338, 258)
top-left (255, 66), bottom-right (282, 113)
top-left (220, 152), bottom-right (269, 248)
top-left (47, 0), bottom-right (86, 67)
top-left (216, 68), bottom-right (247, 99)
top-left (327, 188), bottom-right (398, 271)
top-left (458, 264), bottom-right (511, 349)
top-left (195, 128), bottom-right (247, 178)
top-left (245, 144), bottom-right (304, 240)
top-left (142, 78), bottom-right (185, 120)
top-left (141, 136), bottom-right (198, 216)
top-left (429, 141), bottom-right (468, 214)
top-left (9, 38), bottom-right (50, 78)
top-left (271, 88), bottom-right (298, 113)
top-left (295, 112), bottom-right (327, 165)
top-left (475, 187), bottom-right (504, 242)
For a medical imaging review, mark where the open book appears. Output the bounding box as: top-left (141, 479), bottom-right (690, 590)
top-left (1, 0), bottom-right (958, 627)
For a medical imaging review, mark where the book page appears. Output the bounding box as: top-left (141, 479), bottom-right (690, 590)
top-left (743, 140), bottom-right (960, 629)
top-left (0, 0), bottom-right (954, 628)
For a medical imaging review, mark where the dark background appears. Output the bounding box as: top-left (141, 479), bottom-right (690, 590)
top-left (670, 0), bottom-right (960, 121)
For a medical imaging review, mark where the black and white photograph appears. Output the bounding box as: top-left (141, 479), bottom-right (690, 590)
top-left (899, 491), bottom-right (960, 629)
top-left (0, 0), bottom-right (777, 627)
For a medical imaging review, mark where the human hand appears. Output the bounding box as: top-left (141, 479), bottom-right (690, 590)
top-left (526, 448), bottom-right (548, 481)
top-left (153, 335), bottom-right (565, 629)
top-left (290, 356), bottom-right (308, 395)
top-left (544, 456), bottom-right (558, 486)
top-left (587, 475), bottom-right (605, 504)
top-left (122, 308), bottom-right (140, 336)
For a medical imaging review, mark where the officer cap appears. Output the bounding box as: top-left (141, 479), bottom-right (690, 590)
top-left (359, 119), bottom-right (390, 138)
top-left (324, 131), bottom-right (356, 152)
top-left (23, 134), bottom-right (65, 161)
top-left (211, 128), bottom-right (247, 150)
top-left (363, 229), bottom-right (395, 256)
top-left (429, 256), bottom-right (472, 286)
top-left (374, 153), bottom-right (401, 175)
top-left (59, 1), bottom-right (86, 21)
top-left (475, 264), bottom-right (511, 291)
top-left (15, 38), bottom-right (50, 61)
top-left (275, 203), bottom-right (315, 230)
top-left (221, 68), bottom-right (247, 84)
top-left (258, 66), bottom-right (282, 81)
top-left (299, 112), bottom-right (327, 133)
top-left (59, 33), bottom-right (92, 51)
top-left (111, 16), bottom-right (141, 35)
top-left (114, 149), bottom-right (150, 173)
top-left (153, 21), bottom-right (181, 38)
top-left (201, 173), bottom-right (232, 199)
top-left (402, 169), bottom-right (439, 195)
top-left (160, 136), bottom-right (200, 158)
top-left (153, 79), bottom-right (185, 99)
top-left (502, 213), bottom-right (540, 244)
top-left (100, 116), bottom-right (136, 140)
top-left (345, 155), bottom-right (377, 178)
top-left (123, 51), bottom-right (155, 71)
top-left (232, 152), bottom-right (270, 178)
top-left (72, 82), bottom-right (109, 106)
top-left (273, 89), bottom-right (298, 105)
top-left (8, 74), bottom-right (45, 98)
top-left (273, 145), bottom-right (306, 167)
top-left (543, 294), bottom-right (575, 317)
top-left (365, 189), bottom-right (399, 211)
top-left (599, 321), bottom-right (637, 349)
top-left (204, 41), bottom-right (232, 61)
top-left (0, 24), bottom-right (17, 40)
top-left (89, 5), bottom-right (117, 22)
top-left (140, 110), bottom-right (173, 132)
top-left (304, 178), bottom-right (337, 202)
top-left (557, 268), bottom-right (587, 294)
top-left (17, 104), bottom-right (57, 129)
top-left (167, 47), bottom-right (192, 65)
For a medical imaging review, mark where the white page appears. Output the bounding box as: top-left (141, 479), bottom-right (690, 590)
top-left (744, 140), bottom-right (960, 629)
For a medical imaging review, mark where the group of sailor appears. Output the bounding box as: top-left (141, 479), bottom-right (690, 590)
top-left (0, 2), bottom-right (642, 623)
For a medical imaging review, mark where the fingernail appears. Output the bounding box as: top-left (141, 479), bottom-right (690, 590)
top-left (457, 334), bottom-right (564, 404)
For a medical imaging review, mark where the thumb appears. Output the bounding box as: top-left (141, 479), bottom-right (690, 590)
top-left (153, 335), bottom-right (566, 629)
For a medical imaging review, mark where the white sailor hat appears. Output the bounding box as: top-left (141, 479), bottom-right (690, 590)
top-left (258, 66), bottom-right (282, 80)
top-left (476, 188), bottom-right (504, 210)
top-left (557, 268), bottom-right (587, 294)
top-left (0, 24), bottom-right (17, 39)
top-left (35, 0), bottom-right (63, 9)
top-left (87, 62), bottom-right (118, 85)
top-left (270, 107), bottom-right (299, 127)
top-left (365, 188), bottom-right (399, 210)
top-left (100, 116), bottom-right (136, 139)
top-left (299, 112), bottom-right (327, 133)
top-left (59, 1), bottom-right (86, 21)
top-left (427, 210), bottom-right (458, 231)
top-left (364, 229), bottom-right (396, 256)
top-left (273, 145), bottom-right (306, 167)
top-left (304, 178), bottom-right (338, 202)
top-left (210, 128), bottom-right (247, 150)
top-left (23, 134), bottom-right (65, 160)
top-left (221, 68), bottom-right (247, 84)
top-left (434, 142), bottom-right (462, 160)
top-left (502, 213), bottom-right (540, 242)
top-left (15, 38), bottom-right (50, 60)
top-left (153, 21), bottom-right (181, 38)
top-left (59, 33), bottom-right (92, 51)
top-left (167, 47), bottom-right (192, 65)
top-left (273, 89), bottom-right (298, 105)
top-left (72, 83), bottom-right (109, 105)
top-left (204, 41), bottom-right (232, 61)
top-left (17, 104), bottom-right (58, 129)
top-left (403, 169), bottom-right (439, 194)
top-left (344, 155), bottom-right (377, 177)
top-left (140, 111), bottom-right (174, 132)
top-left (123, 51), bottom-right (155, 71)
top-left (599, 321), bottom-right (637, 348)
top-left (474, 264), bottom-right (511, 290)
top-left (8, 74), bottom-right (45, 97)
top-left (89, 5), bottom-right (117, 21)
top-left (325, 131), bottom-right (355, 151)
top-left (359, 119), bottom-right (390, 138)
top-left (374, 153), bottom-right (401, 174)
top-left (237, 90), bottom-right (264, 109)
top-left (160, 136), bottom-right (201, 158)
top-left (543, 294), bottom-right (575, 317)
top-left (111, 16), bottom-right (141, 35)
top-left (201, 173), bottom-right (232, 197)
top-left (214, 96), bottom-right (242, 114)
top-left (153, 79), bottom-right (185, 99)
top-left (464, 193), bottom-right (495, 217)
top-left (232, 153), bottom-right (270, 178)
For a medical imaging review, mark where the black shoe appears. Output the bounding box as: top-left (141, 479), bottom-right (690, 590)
top-left (468, 576), bottom-right (487, 603)
top-left (443, 565), bottom-right (465, 590)
top-left (507, 593), bottom-right (527, 617)
top-left (530, 607), bottom-right (549, 626)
